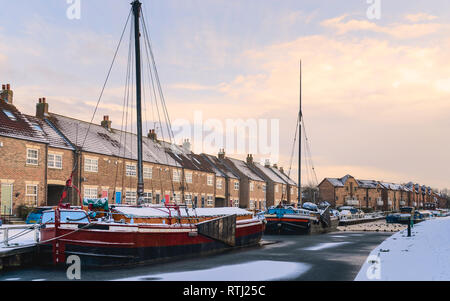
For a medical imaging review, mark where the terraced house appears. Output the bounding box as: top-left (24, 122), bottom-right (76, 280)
top-left (319, 174), bottom-right (439, 211)
top-left (0, 84), bottom-right (299, 216)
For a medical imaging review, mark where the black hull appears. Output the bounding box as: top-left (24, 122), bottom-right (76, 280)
top-left (264, 219), bottom-right (339, 235)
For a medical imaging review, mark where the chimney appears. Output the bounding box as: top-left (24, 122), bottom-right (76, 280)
top-left (273, 164), bottom-right (278, 169)
top-left (264, 159), bottom-right (271, 168)
top-left (1, 84), bottom-right (13, 104)
top-left (280, 167), bottom-right (284, 174)
top-left (148, 129), bottom-right (157, 141)
top-left (182, 138), bottom-right (191, 152)
top-left (218, 148), bottom-right (225, 160)
top-left (101, 115), bottom-right (112, 130)
top-left (246, 154), bottom-right (254, 165)
top-left (36, 97), bottom-right (49, 119)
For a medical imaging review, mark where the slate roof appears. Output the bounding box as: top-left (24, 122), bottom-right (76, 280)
top-left (0, 101), bottom-right (48, 144)
top-left (252, 163), bottom-right (286, 184)
top-left (225, 157), bottom-right (265, 182)
top-left (268, 166), bottom-right (297, 186)
top-left (357, 179), bottom-right (379, 189)
top-left (201, 154), bottom-right (240, 180)
top-left (48, 113), bottom-right (180, 167)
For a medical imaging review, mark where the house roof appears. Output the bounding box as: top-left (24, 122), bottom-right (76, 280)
top-left (252, 163), bottom-right (286, 184)
top-left (25, 115), bottom-right (74, 150)
top-left (48, 113), bottom-right (180, 167)
top-left (201, 154), bottom-right (240, 180)
top-left (225, 157), bottom-right (265, 182)
top-left (357, 179), bottom-right (379, 189)
top-left (268, 166), bottom-right (297, 186)
top-left (0, 101), bottom-right (48, 144)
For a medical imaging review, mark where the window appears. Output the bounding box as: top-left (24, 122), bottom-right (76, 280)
top-left (207, 175), bottom-right (213, 186)
top-left (84, 158), bottom-right (98, 172)
top-left (142, 192), bottom-right (152, 205)
top-left (48, 153), bottom-right (62, 169)
top-left (3, 110), bottom-right (16, 121)
top-left (174, 193), bottom-right (181, 204)
top-left (207, 196), bottom-right (214, 206)
top-left (234, 181), bottom-right (239, 191)
top-left (126, 164), bottom-right (137, 177)
top-left (84, 187), bottom-right (98, 199)
top-left (25, 184), bottom-right (38, 206)
top-left (234, 200), bottom-right (239, 207)
top-left (263, 184), bottom-right (266, 192)
top-left (250, 182), bottom-right (254, 191)
top-left (275, 185), bottom-right (279, 193)
top-left (185, 172), bottom-right (193, 184)
top-left (125, 191), bottom-right (137, 205)
top-left (249, 200), bottom-right (255, 209)
top-left (26, 148), bottom-right (39, 165)
top-left (173, 170), bottom-right (181, 182)
top-left (216, 178), bottom-right (223, 189)
top-left (185, 194), bottom-right (192, 205)
top-left (32, 123), bottom-right (43, 132)
top-left (282, 186), bottom-right (286, 194)
top-left (143, 166), bottom-right (153, 179)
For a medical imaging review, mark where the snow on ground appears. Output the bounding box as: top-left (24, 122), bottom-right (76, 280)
top-left (302, 242), bottom-right (350, 251)
top-left (0, 225), bottom-right (39, 253)
top-left (338, 220), bottom-right (407, 232)
top-left (355, 217), bottom-right (450, 281)
top-left (114, 260), bottom-right (311, 281)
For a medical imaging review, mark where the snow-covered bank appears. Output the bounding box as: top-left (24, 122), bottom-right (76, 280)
top-left (355, 217), bottom-right (450, 281)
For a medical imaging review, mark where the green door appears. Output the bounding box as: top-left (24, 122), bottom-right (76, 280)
top-left (1, 184), bottom-right (13, 215)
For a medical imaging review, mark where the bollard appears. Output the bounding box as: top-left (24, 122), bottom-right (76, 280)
top-left (3, 228), bottom-right (8, 246)
top-left (407, 218), bottom-right (412, 237)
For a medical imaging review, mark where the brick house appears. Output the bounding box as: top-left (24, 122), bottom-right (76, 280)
top-left (0, 86), bottom-right (75, 215)
top-left (223, 155), bottom-right (266, 210)
top-left (249, 160), bottom-right (287, 208)
top-left (268, 165), bottom-right (298, 205)
top-left (202, 152), bottom-right (241, 208)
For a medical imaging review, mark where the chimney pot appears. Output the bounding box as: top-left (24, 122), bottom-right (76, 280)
top-left (6, 84), bottom-right (10, 90)
top-left (1, 85), bottom-right (5, 90)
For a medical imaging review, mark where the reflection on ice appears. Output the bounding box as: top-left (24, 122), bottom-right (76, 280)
top-left (114, 260), bottom-right (311, 281)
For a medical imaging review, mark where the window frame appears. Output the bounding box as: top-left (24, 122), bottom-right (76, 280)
top-left (26, 148), bottom-right (39, 166)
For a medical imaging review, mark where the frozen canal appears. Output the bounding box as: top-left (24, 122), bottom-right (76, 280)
top-left (0, 231), bottom-right (392, 281)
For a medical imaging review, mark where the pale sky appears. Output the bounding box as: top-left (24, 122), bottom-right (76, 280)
top-left (0, 0), bottom-right (449, 190)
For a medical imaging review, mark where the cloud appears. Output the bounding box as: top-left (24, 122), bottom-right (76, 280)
top-left (405, 13), bottom-right (438, 22)
top-left (321, 14), bottom-right (443, 39)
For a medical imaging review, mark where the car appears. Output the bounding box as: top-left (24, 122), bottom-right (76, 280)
top-left (25, 206), bottom-right (53, 224)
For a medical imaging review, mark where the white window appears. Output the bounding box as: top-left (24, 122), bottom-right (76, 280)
top-left (25, 184), bottom-right (38, 206)
top-left (250, 182), bottom-right (254, 192)
top-left (234, 181), bottom-right (239, 191)
top-left (185, 172), bottom-right (193, 184)
top-left (174, 193), bottom-right (181, 204)
top-left (249, 200), bottom-right (255, 209)
top-left (275, 184), bottom-right (279, 193)
top-left (173, 170), bottom-right (181, 182)
top-left (48, 153), bottom-right (62, 169)
top-left (216, 178), bottom-right (223, 189)
top-left (185, 194), bottom-right (192, 204)
top-left (84, 158), bottom-right (98, 172)
top-left (143, 192), bottom-right (152, 205)
top-left (125, 191), bottom-right (137, 205)
top-left (84, 187), bottom-right (98, 199)
top-left (207, 175), bottom-right (213, 186)
top-left (26, 149), bottom-right (39, 165)
top-left (143, 166), bottom-right (153, 179)
top-left (207, 196), bottom-right (214, 206)
top-left (263, 184), bottom-right (266, 193)
top-left (126, 164), bottom-right (137, 177)
top-left (234, 200), bottom-right (239, 207)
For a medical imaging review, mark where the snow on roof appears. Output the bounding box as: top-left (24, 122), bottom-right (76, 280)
top-left (268, 166), bottom-right (297, 186)
top-left (112, 206), bottom-right (253, 218)
top-left (326, 178), bottom-right (344, 187)
top-left (225, 157), bottom-right (265, 182)
top-left (49, 114), bottom-right (180, 167)
top-left (252, 163), bottom-right (285, 184)
top-left (357, 179), bottom-right (378, 189)
top-left (0, 101), bottom-right (48, 144)
top-left (201, 154), bottom-right (240, 179)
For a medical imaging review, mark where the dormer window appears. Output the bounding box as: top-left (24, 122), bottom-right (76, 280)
top-left (3, 110), bottom-right (16, 121)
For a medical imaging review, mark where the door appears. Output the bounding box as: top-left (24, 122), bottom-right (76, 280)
top-left (1, 184), bottom-right (13, 215)
top-left (201, 196), bottom-right (205, 208)
top-left (194, 196), bottom-right (198, 207)
top-left (115, 191), bottom-right (122, 204)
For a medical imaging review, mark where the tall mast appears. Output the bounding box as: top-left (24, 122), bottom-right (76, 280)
top-left (298, 61), bottom-right (302, 207)
top-left (132, 0), bottom-right (144, 204)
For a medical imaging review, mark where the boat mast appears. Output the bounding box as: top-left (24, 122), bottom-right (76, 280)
top-left (298, 60), bottom-right (302, 207)
top-left (132, 0), bottom-right (144, 204)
